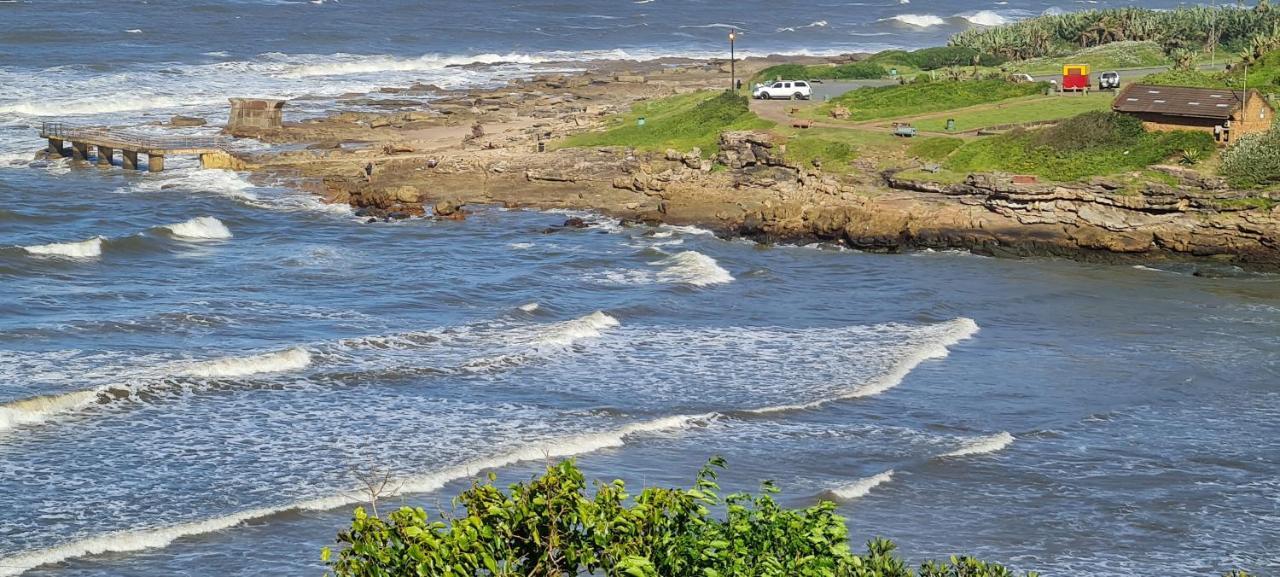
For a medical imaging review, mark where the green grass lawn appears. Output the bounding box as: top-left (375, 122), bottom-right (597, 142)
top-left (557, 91), bottom-right (773, 155)
top-left (816, 79), bottom-right (1048, 122)
top-left (1012, 41), bottom-right (1171, 76)
top-left (945, 110), bottom-right (1216, 181)
top-left (912, 93), bottom-right (1113, 132)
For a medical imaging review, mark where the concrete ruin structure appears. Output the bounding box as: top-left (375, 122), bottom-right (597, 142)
top-left (227, 98), bottom-right (285, 134)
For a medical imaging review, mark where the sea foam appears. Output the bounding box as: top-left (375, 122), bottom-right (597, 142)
top-left (886, 13), bottom-right (946, 27)
top-left (941, 432), bottom-right (1015, 458)
top-left (0, 391), bottom-right (99, 433)
top-left (957, 10), bottom-right (1007, 26)
top-left (655, 251), bottom-right (734, 286)
top-left (0, 413), bottom-right (708, 577)
top-left (23, 237), bottom-right (104, 258)
top-left (163, 216), bottom-right (233, 240)
top-left (178, 347), bottom-right (312, 378)
top-left (831, 470), bottom-right (895, 500)
top-left (751, 317), bottom-right (979, 413)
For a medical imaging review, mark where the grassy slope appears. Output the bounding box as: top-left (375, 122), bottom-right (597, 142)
top-left (1011, 41), bottom-right (1171, 76)
top-left (819, 79), bottom-right (1048, 122)
top-left (912, 93), bottom-right (1113, 132)
top-left (557, 91), bottom-right (774, 154)
top-left (944, 111), bottom-right (1216, 181)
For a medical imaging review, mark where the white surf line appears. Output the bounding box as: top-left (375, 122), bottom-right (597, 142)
top-left (21, 236), bottom-right (104, 259)
top-left (749, 317), bottom-right (980, 414)
top-left (161, 216), bottom-right (233, 240)
top-left (0, 413), bottom-right (713, 577)
top-left (0, 312), bottom-right (614, 434)
top-left (830, 469), bottom-right (895, 501)
top-left (0, 346), bottom-right (313, 434)
top-left (938, 431), bottom-right (1015, 458)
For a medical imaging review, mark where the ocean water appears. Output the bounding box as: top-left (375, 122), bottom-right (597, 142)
top-left (2, 1), bottom-right (1279, 576)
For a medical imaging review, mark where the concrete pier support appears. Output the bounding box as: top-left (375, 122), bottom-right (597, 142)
top-left (148, 154), bottom-right (164, 173)
top-left (97, 146), bottom-right (114, 167)
top-left (47, 138), bottom-right (65, 158)
top-left (71, 141), bottom-right (89, 161)
top-left (122, 150), bottom-right (139, 170)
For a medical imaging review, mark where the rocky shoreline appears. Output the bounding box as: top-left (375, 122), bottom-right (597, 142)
top-left (220, 55), bottom-right (1280, 272)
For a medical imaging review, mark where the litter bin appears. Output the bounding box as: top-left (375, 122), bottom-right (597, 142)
top-left (946, 118), bottom-right (956, 131)
top-left (637, 117), bottom-right (646, 127)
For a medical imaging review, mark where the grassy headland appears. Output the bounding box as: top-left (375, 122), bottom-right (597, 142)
top-left (818, 79), bottom-right (1048, 122)
top-left (557, 91), bottom-right (772, 155)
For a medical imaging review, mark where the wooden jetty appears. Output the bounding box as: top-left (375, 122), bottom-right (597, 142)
top-left (40, 121), bottom-right (228, 172)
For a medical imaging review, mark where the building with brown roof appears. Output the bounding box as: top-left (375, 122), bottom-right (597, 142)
top-left (1111, 84), bottom-right (1274, 144)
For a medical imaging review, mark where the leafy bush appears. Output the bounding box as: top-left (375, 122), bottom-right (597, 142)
top-left (868, 47), bottom-right (1007, 70)
top-left (1220, 126), bottom-right (1280, 187)
top-left (1140, 69), bottom-right (1231, 88)
top-left (825, 79), bottom-right (1046, 121)
top-left (755, 62), bottom-right (888, 82)
top-left (323, 459), bottom-right (1038, 577)
top-left (558, 91), bottom-right (773, 154)
top-left (947, 111), bottom-right (1216, 181)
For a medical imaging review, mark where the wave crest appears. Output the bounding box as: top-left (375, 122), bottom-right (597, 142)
top-left (831, 470), bottom-right (895, 500)
top-left (163, 216), bottom-right (233, 240)
top-left (885, 13), bottom-right (946, 27)
top-left (23, 237), bottom-right (104, 258)
top-left (0, 391), bottom-right (100, 433)
top-left (178, 347), bottom-right (312, 378)
top-left (941, 432), bottom-right (1015, 458)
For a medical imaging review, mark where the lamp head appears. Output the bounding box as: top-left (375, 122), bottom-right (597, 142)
top-left (729, 30), bottom-right (737, 41)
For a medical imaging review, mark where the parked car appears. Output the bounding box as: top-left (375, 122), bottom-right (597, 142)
top-left (1099, 71), bottom-right (1121, 90)
top-left (753, 80), bottom-right (812, 100)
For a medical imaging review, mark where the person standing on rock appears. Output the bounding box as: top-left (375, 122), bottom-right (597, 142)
top-left (364, 161), bottom-right (374, 183)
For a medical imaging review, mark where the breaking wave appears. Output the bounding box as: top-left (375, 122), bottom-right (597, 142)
top-left (177, 347), bottom-right (312, 378)
top-left (940, 432), bottom-right (1015, 458)
top-left (0, 413), bottom-right (709, 577)
top-left (22, 236), bottom-right (104, 259)
top-left (0, 391), bottom-right (99, 433)
top-left (830, 470), bottom-right (895, 500)
top-left (655, 251), bottom-right (734, 286)
top-left (162, 216), bottom-right (233, 240)
top-left (956, 10), bottom-right (1007, 26)
top-left (751, 317), bottom-right (979, 413)
top-left (884, 13), bottom-right (946, 27)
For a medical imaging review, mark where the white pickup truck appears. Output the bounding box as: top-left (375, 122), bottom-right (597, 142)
top-left (753, 80), bottom-right (812, 100)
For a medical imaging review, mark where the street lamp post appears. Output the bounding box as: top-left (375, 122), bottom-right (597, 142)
top-left (729, 29), bottom-right (737, 92)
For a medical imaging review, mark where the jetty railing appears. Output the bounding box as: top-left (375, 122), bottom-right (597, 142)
top-left (39, 121), bottom-right (230, 172)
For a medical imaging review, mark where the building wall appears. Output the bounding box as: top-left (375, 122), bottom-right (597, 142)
top-left (1232, 93), bottom-right (1275, 137)
top-left (1132, 113), bottom-right (1218, 134)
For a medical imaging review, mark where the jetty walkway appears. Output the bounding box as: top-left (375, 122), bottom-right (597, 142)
top-left (40, 121), bottom-right (228, 172)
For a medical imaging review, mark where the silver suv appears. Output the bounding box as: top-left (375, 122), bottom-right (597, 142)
top-left (1099, 71), bottom-right (1121, 90)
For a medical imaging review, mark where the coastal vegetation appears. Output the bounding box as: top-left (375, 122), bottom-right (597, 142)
top-left (557, 91), bottom-right (772, 155)
top-left (323, 459), bottom-right (1038, 577)
top-left (1220, 126), bottom-right (1280, 187)
top-left (949, 4), bottom-right (1280, 61)
top-left (754, 62), bottom-right (887, 83)
top-left (864, 46), bottom-right (1007, 71)
top-left (910, 93), bottom-right (1112, 133)
top-left (820, 79), bottom-right (1047, 122)
top-left (944, 111), bottom-right (1216, 181)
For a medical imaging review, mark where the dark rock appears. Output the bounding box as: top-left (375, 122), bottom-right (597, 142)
top-left (388, 212), bottom-right (410, 220)
top-left (563, 217), bottom-right (589, 229)
top-left (170, 115), bottom-right (207, 127)
top-left (365, 217), bottom-right (378, 224)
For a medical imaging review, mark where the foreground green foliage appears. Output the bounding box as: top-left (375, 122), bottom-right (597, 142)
top-left (1220, 126), bottom-right (1280, 188)
top-left (946, 111), bottom-right (1216, 181)
top-left (824, 79), bottom-right (1047, 122)
top-left (324, 459), bottom-right (1038, 577)
top-left (755, 62), bottom-right (888, 83)
top-left (558, 91), bottom-right (772, 154)
top-left (950, 4), bottom-right (1280, 61)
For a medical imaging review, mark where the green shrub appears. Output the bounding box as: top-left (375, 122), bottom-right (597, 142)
top-left (946, 111), bottom-right (1215, 181)
top-left (825, 79), bottom-right (1046, 121)
top-left (1220, 126), bottom-right (1280, 187)
top-left (868, 47), bottom-right (1006, 70)
top-left (558, 91), bottom-right (773, 154)
top-left (1140, 69), bottom-right (1231, 88)
top-left (755, 62), bottom-right (888, 82)
top-left (324, 459), bottom-right (1038, 577)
